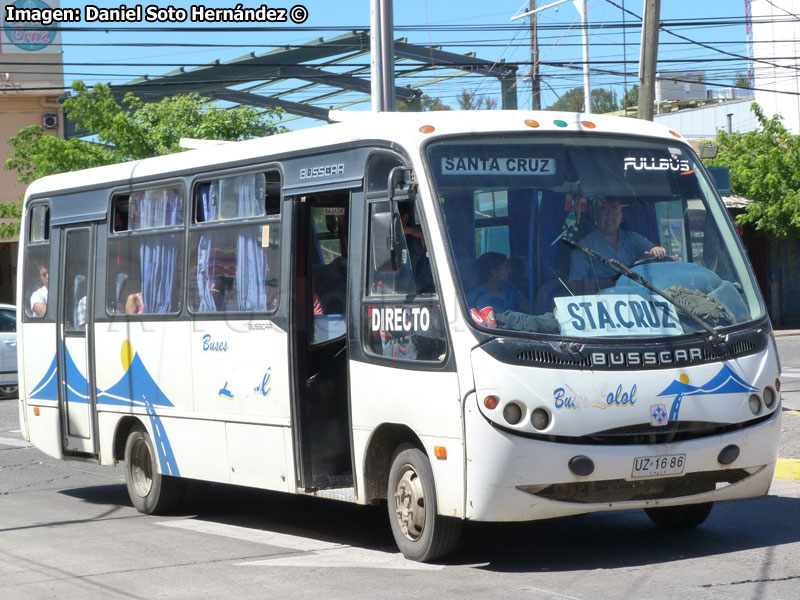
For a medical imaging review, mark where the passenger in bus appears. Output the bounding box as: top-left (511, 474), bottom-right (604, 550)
top-left (569, 197), bottom-right (666, 293)
top-left (125, 292), bottom-right (144, 314)
top-left (30, 264), bottom-right (49, 316)
top-left (399, 202), bottom-right (434, 294)
top-left (210, 276), bottom-right (227, 312)
top-left (468, 252), bottom-right (527, 313)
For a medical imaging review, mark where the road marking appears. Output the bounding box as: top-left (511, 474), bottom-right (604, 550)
top-left (519, 587), bottom-right (588, 600)
top-left (784, 410), bottom-right (800, 417)
top-left (240, 546), bottom-right (444, 570)
top-left (158, 519), bottom-right (443, 570)
top-left (781, 369), bottom-right (800, 377)
top-left (0, 436), bottom-right (31, 448)
top-left (774, 459), bottom-right (800, 481)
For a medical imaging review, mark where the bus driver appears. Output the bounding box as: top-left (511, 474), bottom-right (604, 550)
top-left (569, 197), bottom-right (666, 294)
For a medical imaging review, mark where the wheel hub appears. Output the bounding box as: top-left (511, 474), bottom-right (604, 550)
top-left (394, 465), bottom-right (425, 541)
top-left (130, 437), bottom-right (153, 498)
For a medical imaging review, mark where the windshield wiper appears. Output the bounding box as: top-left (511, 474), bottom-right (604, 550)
top-left (561, 237), bottom-right (727, 345)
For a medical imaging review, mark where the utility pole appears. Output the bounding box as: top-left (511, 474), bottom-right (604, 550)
top-left (637, 0), bottom-right (660, 120)
top-left (530, 1), bottom-right (541, 110)
top-left (574, 0), bottom-right (591, 114)
top-left (370, 0), bottom-right (395, 112)
top-left (513, 0), bottom-right (588, 112)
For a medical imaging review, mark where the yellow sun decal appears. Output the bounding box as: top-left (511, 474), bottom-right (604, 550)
top-left (121, 340), bottom-right (134, 371)
top-left (679, 373), bottom-right (690, 385)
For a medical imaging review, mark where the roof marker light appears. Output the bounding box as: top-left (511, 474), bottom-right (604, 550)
top-left (554, 119), bottom-right (568, 128)
top-left (669, 130), bottom-right (682, 138)
top-left (419, 125), bottom-right (435, 134)
top-left (581, 120), bottom-right (596, 129)
top-left (524, 119), bottom-right (540, 128)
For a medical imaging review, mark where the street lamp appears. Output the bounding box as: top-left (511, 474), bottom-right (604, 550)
top-left (512, 0), bottom-right (591, 113)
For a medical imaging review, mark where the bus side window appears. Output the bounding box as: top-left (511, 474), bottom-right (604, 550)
top-left (107, 187), bottom-right (185, 315)
top-left (188, 171), bottom-right (282, 314)
top-left (24, 205), bottom-right (50, 320)
top-left (363, 202), bottom-right (447, 363)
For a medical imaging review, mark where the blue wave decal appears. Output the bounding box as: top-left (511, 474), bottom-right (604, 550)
top-left (97, 350), bottom-right (179, 477)
top-left (657, 364), bottom-right (759, 421)
top-left (31, 344), bottom-right (180, 477)
top-left (98, 352), bottom-right (175, 409)
top-left (29, 354), bottom-right (59, 401)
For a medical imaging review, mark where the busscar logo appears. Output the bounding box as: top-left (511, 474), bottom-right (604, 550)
top-left (299, 163), bottom-right (345, 180)
top-left (624, 157), bottom-right (691, 172)
top-left (591, 347), bottom-right (704, 367)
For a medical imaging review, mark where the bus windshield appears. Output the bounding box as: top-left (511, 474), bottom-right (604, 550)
top-left (426, 134), bottom-right (765, 340)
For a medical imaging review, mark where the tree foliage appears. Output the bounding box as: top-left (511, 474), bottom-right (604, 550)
top-left (547, 86), bottom-right (619, 113)
top-left (711, 103), bottom-right (800, 238)
top-left (396, 93), bottom-right (451, 112)
top-left (456, 89), bottom-right (498, 110)
top-left (2, 80), bottom-right (285, 237)
top-left (621, 84), bottom-right (639, 110)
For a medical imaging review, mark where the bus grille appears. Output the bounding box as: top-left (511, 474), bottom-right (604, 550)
top-left (523, 468), bottom-right (751, 504)
top-left (515, 349), bottom-right (591, 368)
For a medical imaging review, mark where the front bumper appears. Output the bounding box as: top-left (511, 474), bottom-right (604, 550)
top-left (464, 393), bottom-right (781, 521)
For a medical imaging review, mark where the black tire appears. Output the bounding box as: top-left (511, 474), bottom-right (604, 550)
top-left (387, 444), bottom-right (462, 562)
top-left (124, 425), bottom-right (182, 514)
top-left (0, 384), bottom-right (18, 399)
top-left (645, 502), bottom-right (713, 529)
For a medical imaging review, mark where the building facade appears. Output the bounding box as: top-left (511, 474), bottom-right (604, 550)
top-left (0, 0), bottom-right (64, 304)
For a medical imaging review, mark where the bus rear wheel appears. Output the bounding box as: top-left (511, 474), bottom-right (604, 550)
top-left (645, 502), bottom-right (713, 529)
top-left (124, 425), bottom-right (182, 514)
top-left (387, 445), bottom-right (462, 562)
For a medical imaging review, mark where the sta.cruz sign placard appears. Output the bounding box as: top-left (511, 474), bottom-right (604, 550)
top-left (555, 293), bottom-right (681, 338)
top-left (1, 0), bottom-right (62, 53)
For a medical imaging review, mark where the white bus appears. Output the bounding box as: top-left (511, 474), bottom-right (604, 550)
top-left (17, 110), bottom-right (781, 562)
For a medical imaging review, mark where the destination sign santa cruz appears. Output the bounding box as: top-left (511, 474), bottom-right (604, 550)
top-left (441, 156), bottom-right (556, 175)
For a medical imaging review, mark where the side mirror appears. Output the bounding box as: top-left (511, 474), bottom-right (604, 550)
top-left (371, 211), bottom-right (404, 273)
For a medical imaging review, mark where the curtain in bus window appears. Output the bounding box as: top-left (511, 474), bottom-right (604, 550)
top-left (196, 182), bottom-right (220, 312)
top-left (235, 175), bottom-right (267, 311)
top-left (140, 188), bottom-right (181, 313)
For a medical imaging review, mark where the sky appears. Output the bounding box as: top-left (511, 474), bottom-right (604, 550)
top-left (40, 0), bottom-right (754, 128)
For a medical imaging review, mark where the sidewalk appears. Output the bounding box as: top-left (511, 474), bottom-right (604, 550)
top-left (773, 329), bottom-right (800, 337)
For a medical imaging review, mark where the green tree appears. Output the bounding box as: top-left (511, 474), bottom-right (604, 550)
top-left (547, 87), bottom-right (619, 113)
top-left (621, 85), bottom-right (639, 110)
top-left (396, 93), bottom-right (451, 112)
top-left (2, 80), bottom-right (285, 237)
top-left (456, 89), bottom-right (498, 110)
top-left (734, 72), bottom-right (749, 89)
top-left (711, 103), bottom-right (800, 238)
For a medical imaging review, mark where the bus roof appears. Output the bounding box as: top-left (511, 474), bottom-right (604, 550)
top-left (24, 110), bottom-right (687, 202)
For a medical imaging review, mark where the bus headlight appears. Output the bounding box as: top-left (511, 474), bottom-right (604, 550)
top-left (763, 386), bottom-right (776, 409)
top-left (531, 408), bottom-right (551, 431)
top-left (748, 394), bottom-right (761, 415)
top-left (503, 403), bottom-right (524, 425)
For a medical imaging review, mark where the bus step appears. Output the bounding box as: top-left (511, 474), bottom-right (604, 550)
top-left (312, 487), bottom-right (358, 503)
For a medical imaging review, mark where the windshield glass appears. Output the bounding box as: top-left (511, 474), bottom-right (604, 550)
top-left (426, 134), bottom-right (765, 340)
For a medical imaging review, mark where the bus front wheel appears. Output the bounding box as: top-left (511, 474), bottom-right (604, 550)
top-left (645, 502), bottom-right (713, 529)
top-left (124, 425), bottom-right (182, 514)
top-left (387, 445), bottom-right (462, 562)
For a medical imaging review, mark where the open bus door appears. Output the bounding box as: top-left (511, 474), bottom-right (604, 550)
top-left (290, 190), bottom-right (355, 491)
top-left (57, 224), bottom-right (98, 456)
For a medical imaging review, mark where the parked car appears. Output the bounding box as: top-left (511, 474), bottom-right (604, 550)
top-left (0, 303), bottom-right (18, 398)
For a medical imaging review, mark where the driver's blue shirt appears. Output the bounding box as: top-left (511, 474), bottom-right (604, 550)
top-left (569, 229), bottom-right (656, 281)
